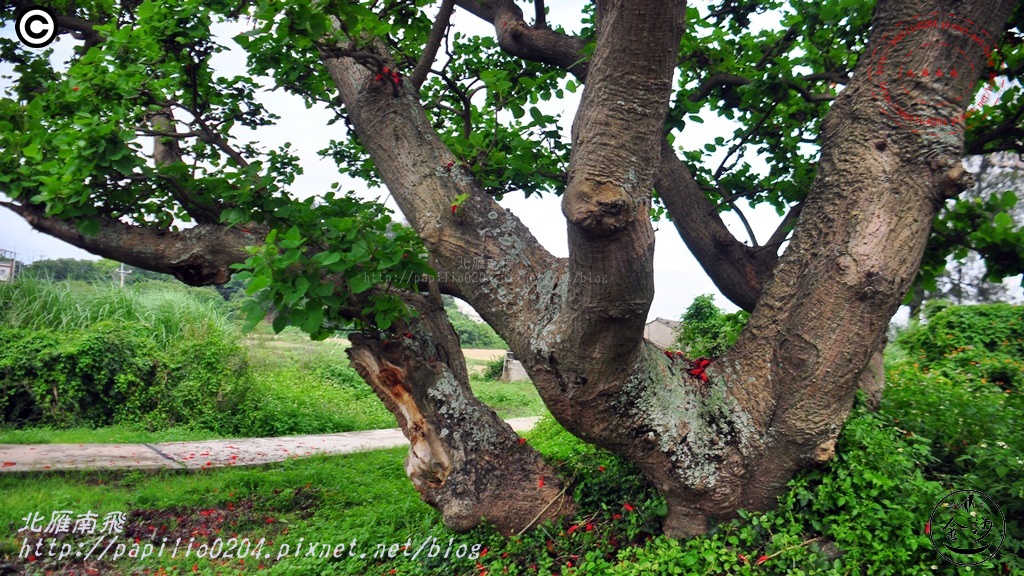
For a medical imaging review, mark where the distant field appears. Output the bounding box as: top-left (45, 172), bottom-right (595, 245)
top-left (462, 348), bottom-right (506, 361)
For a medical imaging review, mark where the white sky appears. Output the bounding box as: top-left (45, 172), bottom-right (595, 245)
top-left (1, 2), bottom-right (1017, 320)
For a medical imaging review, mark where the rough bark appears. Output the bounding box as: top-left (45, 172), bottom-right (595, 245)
top-left (345, 290), bottom-right (573, 534)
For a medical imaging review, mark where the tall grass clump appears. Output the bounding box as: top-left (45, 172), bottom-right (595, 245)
top-left (0, 278), bottom-right (404, 437)
top-left (0, 278), bottom-right (249, 431)
top-left (0, 278), bottom-right (233, 350)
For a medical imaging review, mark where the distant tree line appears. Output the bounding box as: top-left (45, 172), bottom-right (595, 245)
top-left (442, 296), bottom-right (507, 349)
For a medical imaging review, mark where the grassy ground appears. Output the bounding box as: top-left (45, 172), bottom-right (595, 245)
top-left (0, 448), bottom-right (452, 575)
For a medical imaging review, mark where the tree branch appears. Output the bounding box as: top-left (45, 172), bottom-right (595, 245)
top-left (966, 104), bottom-right (1024, 155)
top-left (555, 0), bottom-right (685, 379)
top-left (452, 0), bottom-right (776, 311)
top-left (453, 0), bottom-right (590, 79)
top-left (318, 36), bottom-right (562, 357)
top-left (762, 202), bottom-right (803, 252)
top-left (411, 0), bottom-right (455, 90)
top-left (0, 200), bottom-right (262, 285)
top-left (654, 140), bottom-right (773, 312)
top-left (687, 72), bottom-right (841, 104)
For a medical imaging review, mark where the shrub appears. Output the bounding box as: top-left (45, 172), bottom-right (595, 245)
top-left (675, 294), bottom-right (749, 358)
top-left (483, 355), bottom-right (505, 380)
top-left (0, 322), bottom-right (161, 427)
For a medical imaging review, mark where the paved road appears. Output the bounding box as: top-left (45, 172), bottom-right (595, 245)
top-left (0, 417), bottom-right (541, 472)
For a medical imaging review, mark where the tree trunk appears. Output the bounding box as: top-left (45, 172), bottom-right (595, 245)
top-left (345, 290), bottom-right (574, 534)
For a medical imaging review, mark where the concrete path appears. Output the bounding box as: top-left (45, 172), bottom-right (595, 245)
top-left (0, 417), bottom-right (541, 473)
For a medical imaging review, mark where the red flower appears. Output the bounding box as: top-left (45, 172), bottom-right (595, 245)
top-left (538, 476), bottom-right (545, 488)
top-left (72, 86), bottom-right (79, 91)
top-left (687, 357), bottom-right (713, 383)
top-left (585, 523), bottom-right (594, 532)
top-left (451, 204), bottom-right (458, 215)
top-left (664, 350), bottom-right (674, 359)
top-left (925, 522), bottom-right (931, 535)
top-left (623, 502), bottom-right (635, 512)
top-left (755, 555), bottom-right (768, 565)
top-left (1, 462), bottom-right (15, 467)
top-left (738, 553), bottom-right (748, 563)
top-left (567, 524), bottom-right (578, 534)
top-left (517, 437), bottom-right (527, 445)
top-left (598, 465), bottom-right (605, 472)
top-left (612, 513), bottom-right (621, 520)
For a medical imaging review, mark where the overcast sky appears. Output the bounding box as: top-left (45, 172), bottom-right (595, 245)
top-left (2, 2), bottom-right (1016, 320)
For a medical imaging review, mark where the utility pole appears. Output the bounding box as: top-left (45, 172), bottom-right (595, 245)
top-left (119, 262), bottom-right (131, 287)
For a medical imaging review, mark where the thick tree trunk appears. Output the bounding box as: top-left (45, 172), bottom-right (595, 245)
top-left (526, 0), bottom-right (1015, 537)
top-left (345, 291), bottom-right (574, 534)
top-left (313, 0), bottom-right (1016, 538)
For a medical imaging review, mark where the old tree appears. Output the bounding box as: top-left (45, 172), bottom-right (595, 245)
top-left (2, 0), bottom-right (1023, 537)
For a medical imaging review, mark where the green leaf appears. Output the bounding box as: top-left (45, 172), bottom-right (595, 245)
top-left (348, 273), bottom-right (374, 294)
top-left (23, 142), bottom-right (42, 161)
top-left (246, 276), bottom-right (271, 294)
top-left (77, 219), bottom-right (100, 236)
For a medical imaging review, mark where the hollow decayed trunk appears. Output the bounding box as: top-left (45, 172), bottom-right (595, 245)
top-left (345, 291), bottom-right (574, 534)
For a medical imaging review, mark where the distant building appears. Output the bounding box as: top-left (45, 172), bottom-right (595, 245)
top-left (501, 351), bottom-right (530, 382)
top-left (0, 249), bottom-right (16, 283)
top-left (644, 318), bottom-right (681, 349)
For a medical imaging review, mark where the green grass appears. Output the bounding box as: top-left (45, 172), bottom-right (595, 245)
top-left (0, 425), bottom-right (225, 445)
top-left (470, 378), bottom-right (547, 420)
top-left (0, 278), bottom-right (232, 351)
top-left (2, 279), bottom-right (547, 444)
top-left (0, 448), bottom-right (463, 575)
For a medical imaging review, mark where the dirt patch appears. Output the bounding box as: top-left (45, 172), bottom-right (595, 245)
top-left (462, 349), bottom-right (506, 361)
